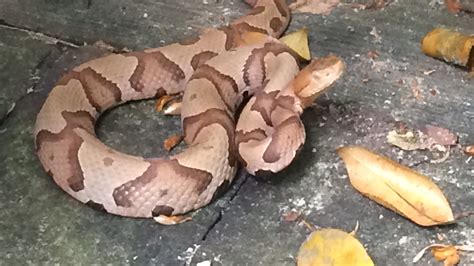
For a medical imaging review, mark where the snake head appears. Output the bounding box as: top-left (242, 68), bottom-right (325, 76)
top-left (292, 55), bottom-right (345, 108)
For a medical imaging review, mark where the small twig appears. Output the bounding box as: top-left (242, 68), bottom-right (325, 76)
top-left (350, 221), bottom-right (360, 236)
top-left (301, 218), bottom-right (316, 231)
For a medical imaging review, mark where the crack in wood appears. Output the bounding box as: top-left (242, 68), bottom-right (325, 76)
top-left (200, 172), bottom-right (249, 241)
top-left (0, 19), bottom-right (81, 48)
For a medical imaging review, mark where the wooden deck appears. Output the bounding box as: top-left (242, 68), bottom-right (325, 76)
top-left (0, 0), bottom-right (472, 264)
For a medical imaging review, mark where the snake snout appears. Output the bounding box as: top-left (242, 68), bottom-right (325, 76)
top-left (293, 55), bottom-right (345, 108)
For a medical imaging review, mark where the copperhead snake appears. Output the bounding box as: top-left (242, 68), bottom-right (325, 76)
top-left (34, 0), bottom-right (344, 221)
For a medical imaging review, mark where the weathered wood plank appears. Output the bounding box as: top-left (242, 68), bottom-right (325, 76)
top-left (0, 0), bottom-right (472, 264)
top-left (0, 0), bottom-right (246, 49)
top-left (193, 1), bottom-right (474, 265)
top-left (0, 27), bottom-right (59, 122)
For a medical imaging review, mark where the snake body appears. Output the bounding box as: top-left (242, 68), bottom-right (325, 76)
top-left (34, 0), bottom-right (344, 219)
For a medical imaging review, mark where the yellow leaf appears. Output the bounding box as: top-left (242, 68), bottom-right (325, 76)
top-left (297, 228), bottom-right (374, 266)
top-left (337, 146), bottom-right (455, 226)
top-left (279, 28), bottom-right (311, 60)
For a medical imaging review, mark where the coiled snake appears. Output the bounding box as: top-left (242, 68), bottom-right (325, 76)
top-left (34, 0), bottom-right (344, 222)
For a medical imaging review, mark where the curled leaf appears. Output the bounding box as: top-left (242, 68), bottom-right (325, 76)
top-left (337, 146), bottom-right (454, 226)
top-left (413, 243), bottom-right (474, 265)
top-left (432, 245), bottom-right (460, 266)
top-left (155, 95), bottom-right (173, 112)
top-left (297, 228), bottom-right (374, 266)
top-left (421, 28), bottom-right (473, 72)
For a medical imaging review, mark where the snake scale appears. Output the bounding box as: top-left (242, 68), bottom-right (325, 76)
top-left (34, 0), bottom-right (344, 221)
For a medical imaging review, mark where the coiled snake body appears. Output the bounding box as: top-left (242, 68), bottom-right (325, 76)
top-left (34, 0), bottom-right (344, 220)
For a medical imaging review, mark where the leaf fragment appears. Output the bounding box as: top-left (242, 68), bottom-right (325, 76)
top-left (337, 146), bottom-right (455, 226)
top-left (464, 145), bottom-right (474, 156)
top-left (282, 210), bottom-right (301, 222)
top-left (423, 125), bottom-right (458, 146)
top-left (387, 130), bottom-right (428, 151)
top-left (444, 0), bottom-right (463, 12)
top-left (387, 124), bottom-right (457, 152)
top-left (297, 228), bottom-right (374, 266)
top-left (444, 0), bottom-right (474, 13)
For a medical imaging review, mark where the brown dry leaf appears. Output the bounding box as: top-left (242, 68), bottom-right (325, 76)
top-left (387, 127), bottom-right (452, 163)
top-left (386, 130), bottom-right (431, 151)
top-left (337, 146), bottom-right (455, 226)
top-left (464, 145), bottom-right (474, 156)
top-left (422, 28), bottom-right (474, 72)
top-left (432, 245), bottom-right (460, 266)
top-left (163, 134), bottom-right (183, 151)
top-left (297, 228), bottom-right (374, 266)
top-left (444, 0), bottom-right (474, 13)
top-left (282, 210), bottom-right (301, 222)
top-left (445, 0), bottom-right (463, 12)
top-left (423, 125), bottom-right (458, 146)
top-left (387, 125), bottom-right (457, 153)
top-left (289, 0), bottom-right (340, 15)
